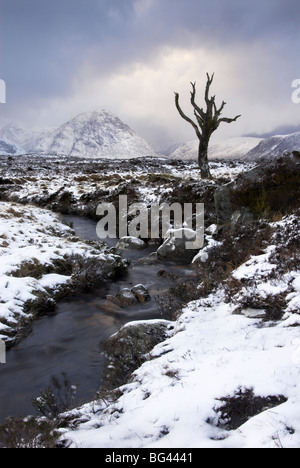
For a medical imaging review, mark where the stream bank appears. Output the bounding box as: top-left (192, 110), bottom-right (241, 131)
top-left (0, 214), bottom-right (196, 422)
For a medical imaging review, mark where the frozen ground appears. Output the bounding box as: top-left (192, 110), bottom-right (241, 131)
top-left (0, 201), bottom-right (123, 344)
top-left (63, 214), bottom-right (300, 448)
top-left (0, 154), bottom-right (255, 344)
top-left (0, 155), bottom-right (255, 210)
top-left (0, 154), bottom-right (298, 448)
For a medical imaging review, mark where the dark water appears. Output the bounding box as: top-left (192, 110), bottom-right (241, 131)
top-left (0, 216), bottom-right (192, 422)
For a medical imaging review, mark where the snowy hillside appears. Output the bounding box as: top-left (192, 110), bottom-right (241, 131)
top-left (0, 139), bottom-right (24, 156)
top-left (169, 137), bottom-right (263, 160)
top-left (0, 111), bottom-right (157, 159)
top-left (0, 201), bottom-right (127, 345)
top-left (0, 124), bottom-right (51, 152)
top-left (26, 110), bottom-right (157, 159)
top-left (209, 137), bottom-right (264, 160)
top-left (64, 213), bottom-right (300, 449)
top-left (244, 132), bottom-right (300, 160)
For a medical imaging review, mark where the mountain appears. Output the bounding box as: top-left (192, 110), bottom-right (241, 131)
top-left (26, 110), bottom-right (157, 159)
top-left (209, 137), bottom-right (264, 160)
top-left (154, 141), bottom-right (183, 157)
top-left (0, 110), bottom-right (157, 159)
top-left (0, 124), bottom-right (52, 152)
top-left (169, 137), bottom-right (263, 160)
top-left (244, 132), bottom-right (300, 160)
top-left (0, 139), bottom-right (24, 156)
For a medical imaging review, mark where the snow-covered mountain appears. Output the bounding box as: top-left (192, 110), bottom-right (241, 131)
top-left (154, 141), bottom-right (182, 157)
top-left (0, 124), bottom-right (52, 152)
top-left (28, 110), bottom-right (157, 159)
top-left (0, 139), bottom-right (24, 156)
top-left (0, 110), bottom-right (157, 159)
top-left (244, 132), bottom-right (300, 160)
top-left (209, 137), bottom-right (264, 160)
top-left (169, 137), bottom-right (263, 160)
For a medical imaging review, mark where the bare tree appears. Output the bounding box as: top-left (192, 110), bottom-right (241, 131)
top-left (175, 74), bottom-right (241, 179)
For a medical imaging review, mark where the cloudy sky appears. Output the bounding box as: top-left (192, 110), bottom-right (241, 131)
top-left (1, 0), bottom-right (300, 147)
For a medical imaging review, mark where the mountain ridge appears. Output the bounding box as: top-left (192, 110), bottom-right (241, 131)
top-left (167, 132), bottom-right (300, 161)
top-left (244, 131), bottom-right (300, 160)
top-left (0, 110), bottom-right (157, 159)
top-left (168, 137), bottom-right (263, 160)
top-left (0, 124), bottom-right (52, 152)
top-left (1, 113), bottom-right (300, 160)
top-left (0, 139), bottom-right (25, 156)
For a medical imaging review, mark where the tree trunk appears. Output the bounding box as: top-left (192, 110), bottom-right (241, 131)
top-left (198, 140), bottom-right (212, 179)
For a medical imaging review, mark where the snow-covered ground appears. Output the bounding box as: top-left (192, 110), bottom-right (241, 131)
top-left (63, 214), bottom-right (300, 448)
top-left (0, 155), bottom-right (298, 448)
top-left (0, 202), bottom-right (121, 343)
top-left (0, 155), bottom-right (256, 212)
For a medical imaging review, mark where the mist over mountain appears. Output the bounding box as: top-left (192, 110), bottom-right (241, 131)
top-left (0, 111), bottom-right (157, 159)
top-left (0, 124), bottom-right (52, 152)
top-left (166, 131), bottom-right (300, 161)
top-left (168, 137), bottom-right (263, 160)
top-left (245, 124), bottom-right (300, 139)
top-left (0, 139), bottom-right (25, 156)
top-left (244, 132), bottom-right (300, 160)
top-left (1, 112), bottom-right (300, 161)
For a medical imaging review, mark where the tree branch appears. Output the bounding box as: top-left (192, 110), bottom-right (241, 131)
top-left (218, 114), bottom-right (241, 124)
top-left (174, 92), bottom-right (202, 140)
top-left (190, 82), bottom-right (205, 120)
top-left (216, 100), bottom-right (226, 116)
top-left (205, 73), bottom-right (214, 105)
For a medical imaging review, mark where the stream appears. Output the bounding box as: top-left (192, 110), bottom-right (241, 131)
top-left (0, 215), bottom-right (194, 422)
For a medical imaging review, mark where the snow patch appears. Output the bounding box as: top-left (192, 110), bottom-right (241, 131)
top-left (63, 214), bottom-right (300, 448)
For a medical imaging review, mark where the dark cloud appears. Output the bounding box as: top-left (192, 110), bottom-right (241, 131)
top-left (2, 0), bottom-right (299, 91)
top-left (127, 0), bottom-right (300, 46)
top-left (0, 0), bottom-right (299, 140)
top-left (0, 1), bottom-right (132, 99)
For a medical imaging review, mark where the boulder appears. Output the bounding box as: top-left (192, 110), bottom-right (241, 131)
top-left (134, 252), bottom-right (159, 266)
top-left (232, 307), bottom-right (267, 320)
top-left (231, 208), bottom-right (254, 231)
top-left (131, 284), bottom-right (151, 303)
top-left (214, 185), bottom-right (233, 225)
top-left (157, 228), bottom-right (202, 264)
top-left (192, 249), bottom-right (209, 265)
top-left (108, 284), bottom-right (151, 307)
top-left (103, 320), bottom-right (172, 389)
top-left (116, 288), bottom-right (139, 307)
top-left (105, 295), bottom-right (120, 306)
top-left (116, 236), bottom-right (147, 250)
top-left (229, 155), bottom-right (300, 217)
